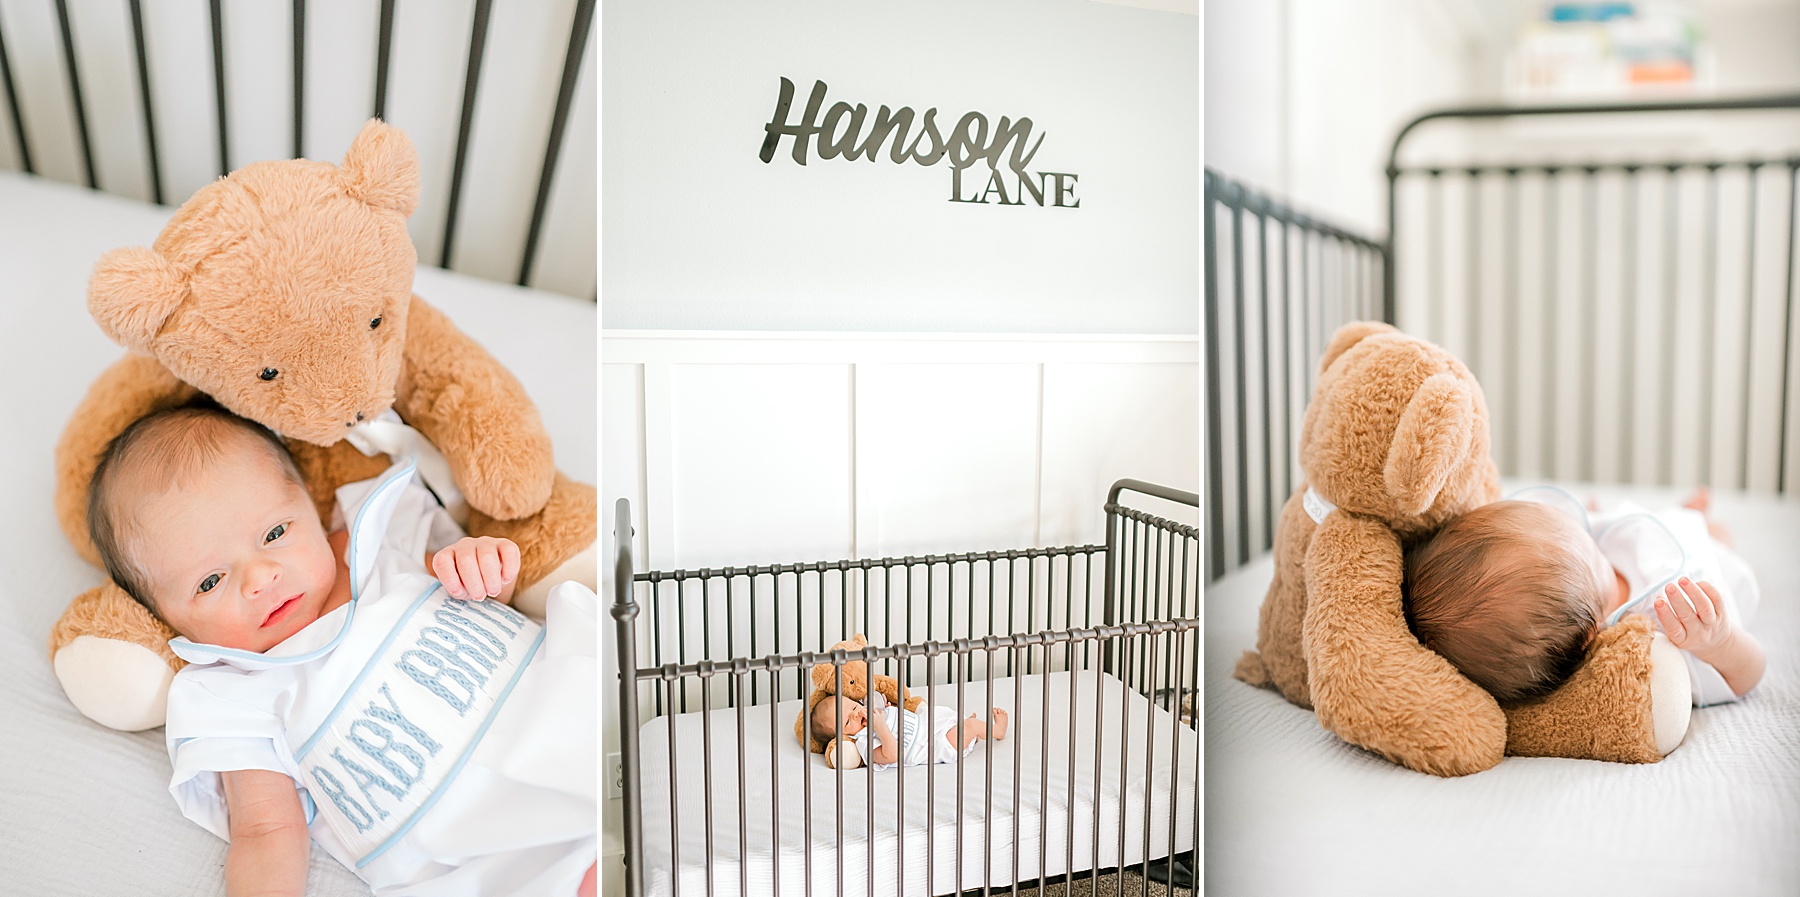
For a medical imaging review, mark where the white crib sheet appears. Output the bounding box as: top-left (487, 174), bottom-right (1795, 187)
top-left (1205, 483), bottom-right (1800, 897)
top-left (636, 670), bottom-right (1198, 897)
top-left (0, 171), bottom-right (595, 896)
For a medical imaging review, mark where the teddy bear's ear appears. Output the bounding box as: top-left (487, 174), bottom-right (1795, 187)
top-left (1317, 321), bottom-right (1395, 378)
top-left (339, 119), bottom-right (419, 216)
top-left (88, 247), bottom-right (188, 351)
top-left (1384, 371), bottom-right (1475, 516)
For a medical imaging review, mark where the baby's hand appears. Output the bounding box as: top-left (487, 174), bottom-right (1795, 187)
top-left (432, 536), bottom-right (520, 602)
top-left (1654, 577), bottom-right (1736, 658)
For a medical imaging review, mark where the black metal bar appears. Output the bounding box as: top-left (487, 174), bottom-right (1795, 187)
top-left (1280, 218), bottom-right (1294, 504)
top-left (209, 0), bottom-right (229, 176)
top-left (1542, 170), bottom-right (1559, 477)
top-left (1503, 168), bottom-right (1520, 472)
top-left (700, 669), bottom-right (715, 897)
top-left (1230, 187), bottom-right (1251, 566)
top-left (0, 6), bottom-right (30, 173)
top-left (1742, 163), bottom-right (1763, 490)
top-left (1620, 166), bottom-right (1640, 482)
top-left (127, 0), bottom-right (162, 204)
top-left (440, 0), bottom-right (493, 269)
top-left (1258, 206), bottom-right (1275, 553)
top-left (610, 499), bottom-right (644, 897)
top-left (734, 670), bottom-right (748, 897)
top-left (1426, 172), bottom-right (1443, 340)
top-left (1702, 165), bottom-right (1721, 482)
top-left (1203, 173), bottom-right (1225, 580)
top-left (52, 0), bottom-right (96, 188)
top-left (1778, 161), bottom-right (1799, 494)
top-left (1466, 171), bottom-right (1483, 377)
top-left (519, 0), bottom-right (595, 286)
top-left (1661, 167), bottom-right (1680, 484)
top-left (292, 0), bottom-right (305, 159)
top-left (1582, 169), bottom-right (1600, 481)
top-left (373, 0), bottom-right (395, 120)
top-left (665, 678), bottom-right (680, 897)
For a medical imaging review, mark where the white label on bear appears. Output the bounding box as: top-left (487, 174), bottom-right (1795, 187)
top-left (1302, 486), bottom-right (1337, 524)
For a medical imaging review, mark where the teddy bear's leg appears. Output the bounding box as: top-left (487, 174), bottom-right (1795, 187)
top-left (48, 583), bottom-right (183, 731)
top-left (465, 472), bottom-right (598, 618)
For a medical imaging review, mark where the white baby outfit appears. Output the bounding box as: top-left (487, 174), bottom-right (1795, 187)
top-left (1592, 502), bottom-right (1761, 707)
top-left (164, 460), bottom-right (597, 896)
top-left (850, 704), bottom-right (978, 769)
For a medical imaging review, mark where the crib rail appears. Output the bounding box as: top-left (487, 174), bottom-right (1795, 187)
top-left (612, 482), bottom-right (1200, 897)
top-left (1202, 169), bottom-right (1386, 582)
top-left (1385, 94), bottom-right (1800, 493)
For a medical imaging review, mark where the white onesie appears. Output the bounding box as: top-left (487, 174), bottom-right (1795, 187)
top-left (1592, 502), bottom-right (1761, 707)
top-left (850, 704), bottom-right (978, 769)
top-left (163, 460), bottom-right (597, 896)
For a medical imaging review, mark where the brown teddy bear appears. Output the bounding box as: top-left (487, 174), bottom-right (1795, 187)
top-left (796, 633), bottom-right (927, 770)
top-left (1234, 321), bottom-right (1690, 776)
top-left (48, 120), bottom-right (597, 731)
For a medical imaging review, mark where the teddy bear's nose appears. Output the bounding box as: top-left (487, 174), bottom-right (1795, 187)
top-left (356, 411), bottom-right (365, 422)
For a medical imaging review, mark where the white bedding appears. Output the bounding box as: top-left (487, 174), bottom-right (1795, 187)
top-left (1205, 484), bottom-right (1800, 897)
top-left (0, 171), bottom-right (595, 896)
top-left (637, 670), bottom-right (1198, 897)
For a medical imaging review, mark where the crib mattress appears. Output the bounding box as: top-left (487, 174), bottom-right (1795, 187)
top-left (1205, 483), bottom-right (1800, 897)
top-left (0, 171), bottom-right (595, 896)
top-left (635, 670), bottom-right (1198, 897)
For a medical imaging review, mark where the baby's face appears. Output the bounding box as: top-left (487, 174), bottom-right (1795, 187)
top-left (133, 446), bottom-right (341, 652)
top-left (824, 697), bottom-right (868, 737)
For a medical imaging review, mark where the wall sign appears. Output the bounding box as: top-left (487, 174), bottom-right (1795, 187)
top-left (759, 77), bottom-right (1080, 208)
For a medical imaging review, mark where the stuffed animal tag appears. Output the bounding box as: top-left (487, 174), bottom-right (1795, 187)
top-left (344, 410), bottom-right (469, 526)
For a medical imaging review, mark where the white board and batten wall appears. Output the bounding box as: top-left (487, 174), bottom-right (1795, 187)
top-left (602, 0), bottom-right (1198, 587)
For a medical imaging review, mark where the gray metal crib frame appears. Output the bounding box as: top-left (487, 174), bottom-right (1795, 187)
top-left (611, 480), bottom-right (1200, 897)
top-left (1205, 93), bottom-right (1800, 583)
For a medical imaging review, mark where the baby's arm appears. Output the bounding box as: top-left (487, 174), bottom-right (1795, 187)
top-left (430, 536), bottom-right (521, 604)
top-left (1656, 578), bottom-right (1766, 697)
top-left (866, 709), bottom-right (900, 766)
top-left (220, 769), bottom-right (309, 897)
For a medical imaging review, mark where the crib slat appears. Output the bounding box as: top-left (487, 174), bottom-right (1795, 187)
top-left (1777, 162), bottom-right (1799, 495)
top-left (518, 0), bottom-right (595, 287)
top-left (440, 0), bottom-right (494, 269)
top-left (209, 0), bottom-right (229, 176)
top-left (51, 0), bottom-right (96, 189)
top-left (1740, 163), bottom-right (1762, 490)
top-left (0, 9), bottom-right (32, 173)
top-left (126, 0), bottom-right (162, 203)
top-left (372, 0), bottom-right (395, 119)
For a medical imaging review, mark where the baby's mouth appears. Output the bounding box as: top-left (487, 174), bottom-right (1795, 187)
top-left (262, 595), bottom-right (302, 628)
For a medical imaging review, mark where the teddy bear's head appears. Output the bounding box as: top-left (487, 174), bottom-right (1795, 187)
top-left (797, 633), bottom-right (871, 755)
top-left (86, 120), bottom-right (419, 447)
top-left (1297, 321), bottom-right (1500, 541)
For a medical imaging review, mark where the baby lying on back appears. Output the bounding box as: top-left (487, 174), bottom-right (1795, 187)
top-left (1404, 489), bottom-right (1765, 707)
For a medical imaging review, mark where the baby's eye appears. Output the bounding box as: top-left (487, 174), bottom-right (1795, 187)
top-left (265, 524), bottom-right (287, 544)
top-left (198, 574), bottom-right (221, 594)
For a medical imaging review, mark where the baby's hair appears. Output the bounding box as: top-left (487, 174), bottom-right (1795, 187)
top-left (1404, 501), bottom-right (1603, 704)
top-left (811, 696), bottom-right (847, 742)
top-left (88, 400), bottom-right (304, 615)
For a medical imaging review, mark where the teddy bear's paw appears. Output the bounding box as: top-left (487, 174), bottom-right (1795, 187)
top-left (512, 541), bottom-right (596, 621)
top-left (53, 636), bottom-right (173, 731)
top-left (1233, 650), bottom-right (1271, 687)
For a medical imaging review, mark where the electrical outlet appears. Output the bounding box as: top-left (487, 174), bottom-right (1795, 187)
top-left (606, 752), bottom-right (624, 799)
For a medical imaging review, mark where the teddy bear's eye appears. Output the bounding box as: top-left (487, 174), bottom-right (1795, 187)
top-left (370, 316), bottom-right (383, 330)
top-left (259, 368), bottom-right (279, 381)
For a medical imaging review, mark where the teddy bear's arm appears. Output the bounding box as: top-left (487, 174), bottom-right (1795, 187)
top-left (1504, 615), bottom-right (1685, 762)
top-left (54, 354), bottom-right (200, 563)
top-left (393, 294), bottom-right (557, 521)
top-left (1302, 512), bottom-right (1508, 777)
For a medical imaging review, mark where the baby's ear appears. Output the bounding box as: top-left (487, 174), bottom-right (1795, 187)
top-left (89, 247), bottom-right (187, 351)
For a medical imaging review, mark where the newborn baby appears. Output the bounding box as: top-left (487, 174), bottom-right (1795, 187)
top-left (1404, 488), bottom-right (1766, 707)
top-left (88, 403), bottom-right (596, 896)
top-left (810, 690), bottom-right (1009, 769)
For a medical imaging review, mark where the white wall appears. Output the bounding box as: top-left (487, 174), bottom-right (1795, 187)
top-left (1204, 0), bottom-right (1483, 235)
top-left (0, 0), bottom-right (595, 299)
top-left (600, 0), bottom-right (1198, 334)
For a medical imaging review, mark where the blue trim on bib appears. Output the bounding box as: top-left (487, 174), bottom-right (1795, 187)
top-left (293, 582), bottom-right (444, 760)
top-left (169, 460), bottom-right (418, 666)
top-left (355, 624), bottom-right (548, 869)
